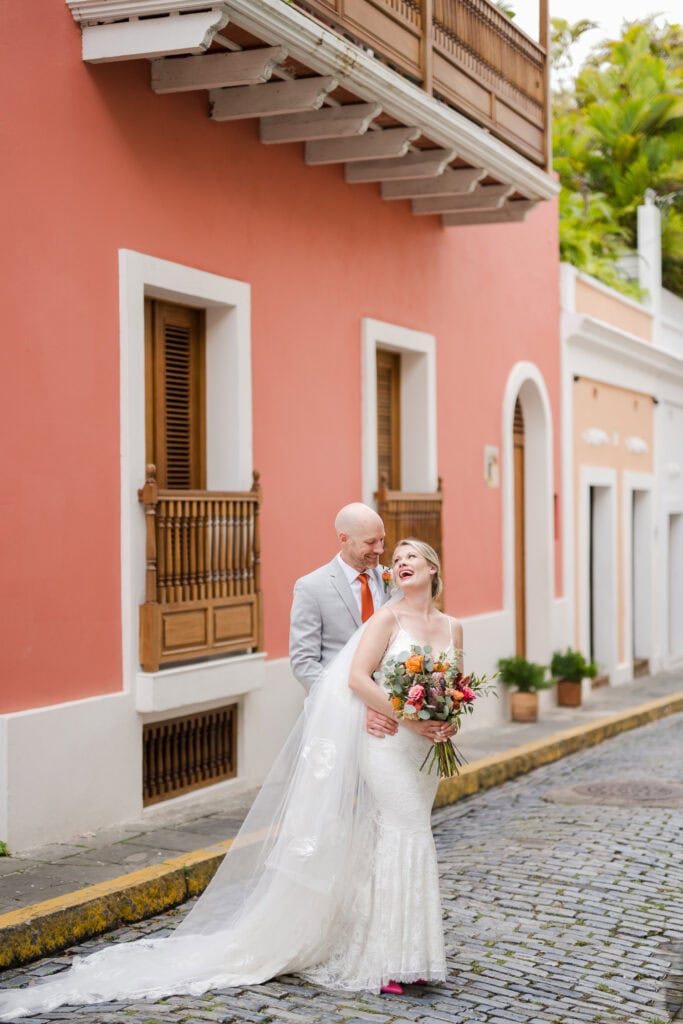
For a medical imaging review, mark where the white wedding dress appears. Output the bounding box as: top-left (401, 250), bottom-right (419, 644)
top-left (0, 619), bottom-right (447, 1019)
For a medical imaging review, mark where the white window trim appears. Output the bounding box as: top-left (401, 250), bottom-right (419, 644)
top-left (118, 250), bottom-right (257, 705)
top-left (360, 318), bottom-right (437, 505)
top-left (622, 472), bottom-right (655, 673)
top-left (577, 466), bottom-right (618, 676)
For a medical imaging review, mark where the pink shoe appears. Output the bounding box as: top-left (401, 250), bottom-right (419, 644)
top-left (380, 981), bottom-right (404, 995)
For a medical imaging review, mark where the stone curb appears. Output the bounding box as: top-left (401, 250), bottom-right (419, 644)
top-left (1, 691), bottom-right (682, 970)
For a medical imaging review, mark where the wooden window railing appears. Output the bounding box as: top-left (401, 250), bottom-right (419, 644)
top-left (296, 0), bottom-right (547, 165)
top-left (375, 473), bottom-right (444, 597)
top-left (143, 705), bottom-right (237, 805)
top-left (138, 465), bottom-right (263, 672)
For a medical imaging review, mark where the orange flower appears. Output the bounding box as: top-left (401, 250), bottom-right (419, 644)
top-left (405, 655), bottom-right (424, 674)
top-left (448, 689), bottom-right (464, 701)
top-left (391, 697), bottom-right (403, 710)
top-left (434, 661), bottom-right (450, 672)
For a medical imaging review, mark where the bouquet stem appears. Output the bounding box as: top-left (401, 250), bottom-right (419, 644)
top-left (419, 738), bottom-right (467, 779)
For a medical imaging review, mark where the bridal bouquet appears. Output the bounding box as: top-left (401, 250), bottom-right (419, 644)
top-left (377, 645), bottom-right (497, 778)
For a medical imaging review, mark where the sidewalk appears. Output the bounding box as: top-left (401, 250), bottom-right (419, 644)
top-left (1, 670), bottom-right (682, 970)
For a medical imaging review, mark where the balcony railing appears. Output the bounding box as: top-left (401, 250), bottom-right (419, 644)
top-left (375, 474), bottom-right (444, 596)
top-left (297, 0), bottom-right (547, 165)
top-left (138, 465), bottom-right (263, 672)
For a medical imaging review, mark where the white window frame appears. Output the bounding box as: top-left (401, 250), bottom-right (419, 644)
top-left (119, 250), bottom-right (258, 708)
top-left (360, 318), bottom-right (437, 505)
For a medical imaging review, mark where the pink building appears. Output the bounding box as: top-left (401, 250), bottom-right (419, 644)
top-left (1, 0), bottom-right (564, 848)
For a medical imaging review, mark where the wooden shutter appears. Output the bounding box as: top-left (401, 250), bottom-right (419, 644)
top-left (145, 299), bottom-right (206, 489)
top-left (376, 350), bottom-right (401, 490)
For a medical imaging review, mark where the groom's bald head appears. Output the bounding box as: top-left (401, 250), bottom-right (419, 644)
top-left (335, 503), bottom-right (385, 572)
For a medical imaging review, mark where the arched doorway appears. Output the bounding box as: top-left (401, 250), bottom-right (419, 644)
top-left (503, 364), bottom-right (555, 664)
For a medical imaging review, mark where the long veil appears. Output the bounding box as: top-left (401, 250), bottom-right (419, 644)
top-left (0, 625), bottom-right (377, 1020)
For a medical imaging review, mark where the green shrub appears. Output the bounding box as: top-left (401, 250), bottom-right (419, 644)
top-left (496, 656), bottom-right (552, 693)
top-left (550, 648), bottom-right (598, 682)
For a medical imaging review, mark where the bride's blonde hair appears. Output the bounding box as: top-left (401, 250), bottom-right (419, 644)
top-left (393, 538), bottom-right (443, 599)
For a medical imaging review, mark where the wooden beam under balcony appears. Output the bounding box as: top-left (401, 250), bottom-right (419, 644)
top-left (81, 9), bottom-right (229, 62)
top-left (260, 103), bottom-right (382, 143)
top-left (413, 184), bottom-right (514, 215)
top-left (151, 47), bottom-right (287, 92)
top-left (345, 147), bottom-right (456, 183)
top-left (381, 167), bottom-right (485, 199)
top-left (305, 127), bottom-right (420, 165)
top-left (210, 77), bottom-right (338, 120)
top-left (442, 200), bottom-right (538, 227)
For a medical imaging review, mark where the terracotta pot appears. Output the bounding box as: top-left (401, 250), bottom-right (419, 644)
top-left (557, 679), bottom-right (582, 707)
top-left (510, 691), bottom-right (538, 722)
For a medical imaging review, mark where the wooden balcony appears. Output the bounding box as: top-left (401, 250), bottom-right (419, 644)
top-left (375, 474), bottom-right (444, 596)
top-left (295, 0), bottom-right (547, 165)
top-left (68, 0), bottom-right (558, 223)
top-left (138, 466), bottom-right (263, 672)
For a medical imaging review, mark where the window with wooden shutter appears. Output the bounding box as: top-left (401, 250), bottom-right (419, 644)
top-left (376, 350), bottom-right (401, 490)
top-left (145, 299), bottom-right (206, 489)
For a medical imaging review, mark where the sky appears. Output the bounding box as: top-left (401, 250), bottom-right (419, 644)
top-left (511, 0), bottom-right (677, 70)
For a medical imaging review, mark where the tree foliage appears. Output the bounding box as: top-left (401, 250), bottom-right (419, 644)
top-left (552, 18), bottom-right (683, 297)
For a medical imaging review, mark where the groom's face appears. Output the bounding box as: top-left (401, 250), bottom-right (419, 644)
top-left (340, 521), bottom-right (385, 573)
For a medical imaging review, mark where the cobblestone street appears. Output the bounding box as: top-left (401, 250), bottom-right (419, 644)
top-left (2, 714), bottom-right (682, 1024)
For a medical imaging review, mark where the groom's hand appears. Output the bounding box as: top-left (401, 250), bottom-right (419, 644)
top-left (366, 707), bottom-right (398, 738)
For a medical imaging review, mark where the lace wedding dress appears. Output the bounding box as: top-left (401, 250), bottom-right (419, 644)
top-left (0, 619), bottom-right (447, 1019)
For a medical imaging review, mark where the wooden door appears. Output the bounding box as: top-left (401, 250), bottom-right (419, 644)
top-left (513, 399), bottom-right (526, 656)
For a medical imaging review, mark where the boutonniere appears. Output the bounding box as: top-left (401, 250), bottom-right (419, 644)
top-left (381, 567), bottom-right (393, 593)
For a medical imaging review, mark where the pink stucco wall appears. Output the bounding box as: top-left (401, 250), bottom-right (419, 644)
top-left (0, 0), bottom-right (561, 712)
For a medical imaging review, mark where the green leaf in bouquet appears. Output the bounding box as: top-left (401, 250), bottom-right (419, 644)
top-left (403, 704), bottom-right (417, 715)
top-left (418, 710), bottom-right (431, 720)
top-left (423, 645), bottom-right (432, 653)
top-left (397, 651), bottom-right (410, 662)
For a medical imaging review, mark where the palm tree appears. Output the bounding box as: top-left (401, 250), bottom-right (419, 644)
top-left (552, 19), bottom-right (683, 296)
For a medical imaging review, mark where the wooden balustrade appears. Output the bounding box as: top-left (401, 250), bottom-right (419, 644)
top-left (297, 0), bottom-right (547, 165)
top-left (375, 474), bottom-right (444, 598)
top-left (143, 705), bottom-right (237, 805)
top-left (138, 465), bottom-right (262, 672)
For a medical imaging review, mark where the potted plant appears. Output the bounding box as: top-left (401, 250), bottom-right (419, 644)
top-left (497, 655), bottom-right (552, 722)
top-left (550, 648), bottom-right (598, 707)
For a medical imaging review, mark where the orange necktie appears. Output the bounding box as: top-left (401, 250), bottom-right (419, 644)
top-left (357, 572), bottom-right (374, 623)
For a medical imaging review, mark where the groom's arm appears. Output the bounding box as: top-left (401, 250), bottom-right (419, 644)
top-left (289, 580), bottom-right (324, 693)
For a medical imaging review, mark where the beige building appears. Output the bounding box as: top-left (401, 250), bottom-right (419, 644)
top-left (561, 200), bottom-right (683, 688)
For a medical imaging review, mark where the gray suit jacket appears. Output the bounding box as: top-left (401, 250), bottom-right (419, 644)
top-left (289, 559), bottom-right (390, 692)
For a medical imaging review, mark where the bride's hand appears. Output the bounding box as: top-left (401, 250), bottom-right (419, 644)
top-left (403, 720), bottom-right (457, 742)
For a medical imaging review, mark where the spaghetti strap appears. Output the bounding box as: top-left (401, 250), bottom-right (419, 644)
top-left (391, 609), bottom-right (404, 630)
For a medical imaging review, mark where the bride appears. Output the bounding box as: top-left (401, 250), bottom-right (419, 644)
top-left (0, 539), bottom-right (462, 1019)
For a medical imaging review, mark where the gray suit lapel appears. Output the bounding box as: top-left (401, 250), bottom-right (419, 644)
top-left (328, 559), bottom-right (362, 628)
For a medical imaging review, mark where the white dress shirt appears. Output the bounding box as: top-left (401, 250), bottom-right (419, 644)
top-left (336, 554), bottom-right (383, 617)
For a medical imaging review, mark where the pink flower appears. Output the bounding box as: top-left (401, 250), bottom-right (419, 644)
top-left (407, 684), bottom-right (425, 702)
top-left (460, 685), bottom-right (476, 702)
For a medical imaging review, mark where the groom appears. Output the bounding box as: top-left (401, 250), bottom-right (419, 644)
top-left (289, 502), bottom-right (398, 739)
